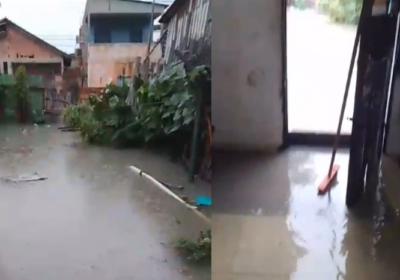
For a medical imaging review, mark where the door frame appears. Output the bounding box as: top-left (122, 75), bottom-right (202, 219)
top-left (280, 1), bottom-right (352, 148)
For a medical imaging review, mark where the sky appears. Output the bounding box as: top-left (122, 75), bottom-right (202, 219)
top-left (0, 0), bottom-right (174, 54)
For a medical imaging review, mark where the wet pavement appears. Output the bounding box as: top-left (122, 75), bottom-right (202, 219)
top-left (0, 124), bottom-right (210, 280)
top-left (213, 148), bottom-right (400, 280)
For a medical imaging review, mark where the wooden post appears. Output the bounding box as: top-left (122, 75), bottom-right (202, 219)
top-left (184, 0), bottom-right (194, 48)
top-left (134, 56), bottom-right (141, 77)
top-left (141, 59), bottom-right (150, 82)
top-left (158, 59), bottom-right (164, 73)
top-left (146, 0), bottom-right (156, 57)
top-left (189, 89), bottom-right (203, 182)
top-left (150, 62), bottom-right (156, 78)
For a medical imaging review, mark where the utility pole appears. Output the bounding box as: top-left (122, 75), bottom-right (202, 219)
top-left (142, 0), bottom-right (155, 81)
top-left (146, 0), bottom-right (156, 57)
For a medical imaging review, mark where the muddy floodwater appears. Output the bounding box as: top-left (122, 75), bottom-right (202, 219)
top-left (213, 148), bottom-right (400, 280)
top-left (0, 124), bottom-right (210, 280)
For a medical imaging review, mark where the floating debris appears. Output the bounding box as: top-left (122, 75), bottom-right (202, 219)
top-left (195, 195), bottom-right (211, 207)
top-left (1, 172), bottom-right (48, 184)
top-left (161, 181), bottom-right (184, 190)
top-left (18, 148), bottom-right (32, 154)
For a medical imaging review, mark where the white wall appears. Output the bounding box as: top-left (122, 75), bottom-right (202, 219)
top-left (212, 0), bottom-right (284, 151)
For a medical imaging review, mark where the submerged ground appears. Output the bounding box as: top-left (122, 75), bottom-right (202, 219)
top-left (0, 124), bottom-right (210, 280)
top-left (213, 148), bottom-right (400, 280)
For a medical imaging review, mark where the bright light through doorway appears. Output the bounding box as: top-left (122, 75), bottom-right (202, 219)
top-left (287, 7), bottom-right (358, 134)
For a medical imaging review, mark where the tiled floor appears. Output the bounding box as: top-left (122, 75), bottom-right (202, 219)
top-left (213, 148), bottom-right (400, 280)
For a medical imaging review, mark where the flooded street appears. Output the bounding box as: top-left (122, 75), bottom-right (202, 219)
top-left (287, 8), bottom-right (357, 134)
top-left (213, 148), bottom-right (400, 280)
top-left (0, 124), bottom-right (210, 280)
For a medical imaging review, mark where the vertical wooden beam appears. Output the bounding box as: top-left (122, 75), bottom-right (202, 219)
top-left (184, 0), bottom-right (194, 48)
top-left (134, 56), bottom-right (141, 77)
top-left (141, 59), bottom-right (150, 81)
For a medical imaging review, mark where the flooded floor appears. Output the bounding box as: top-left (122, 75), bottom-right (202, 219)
top-left (0, 124), bottom-right (210, 280)
top-left (213, 148), bottom-right (400, 280)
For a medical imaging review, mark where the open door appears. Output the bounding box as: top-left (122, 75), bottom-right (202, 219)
top-left (284, 1), bottom-right (360, 146)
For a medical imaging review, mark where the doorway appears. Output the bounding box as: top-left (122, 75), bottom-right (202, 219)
top-left (285, 1), bottom-right (360, 145)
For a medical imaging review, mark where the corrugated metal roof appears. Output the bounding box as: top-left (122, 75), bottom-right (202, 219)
top-left (118, 0), bottom-right (170, 7)
top-left (158, 0), bottom-right (187, 24)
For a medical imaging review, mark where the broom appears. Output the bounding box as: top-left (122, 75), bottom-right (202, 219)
top-left (318, 0), bottom-right (372, 194)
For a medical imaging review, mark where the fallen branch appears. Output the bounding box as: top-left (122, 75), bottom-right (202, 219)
top-left (60, 128), bottom-right (79, 132)
top-left (128, 165), bottom-right (211, 225)
top-left (45, 98), bottom-right (71, 105)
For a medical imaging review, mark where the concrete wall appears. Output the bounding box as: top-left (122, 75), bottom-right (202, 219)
top-left (86, 0), bottom-right (166, 15)
top-left (0, 26), bottom-right (63, 74)
top-left (79, 0), bottom-right (167, 87)
top-left (212, 0), bottom-right (284, 151)
top-left (87, 43), bottom-right (162, 87)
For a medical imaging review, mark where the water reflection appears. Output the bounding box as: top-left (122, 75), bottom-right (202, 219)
top-left (213, 148), bottom-right (400, 280)
top-left (0, 124), bottom-right (210, 280)
top-left (287, 150), bottom-right (348, 279)
top-left (287, 150), bottom-right (400, 280)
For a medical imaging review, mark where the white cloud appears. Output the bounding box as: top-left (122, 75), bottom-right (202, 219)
top-left (0, 0), bottom-right (175, 53)
top-left (0, 0), bottom-right (86, 53)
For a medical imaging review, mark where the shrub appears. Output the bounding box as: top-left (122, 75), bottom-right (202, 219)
top-left (175, 230), bottom-right (211, 263)
top-left (317, 0), bottom-right (362, 24)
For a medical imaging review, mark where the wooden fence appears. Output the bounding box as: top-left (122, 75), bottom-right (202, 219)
top-left (131, 56), bottom-right (165, 82)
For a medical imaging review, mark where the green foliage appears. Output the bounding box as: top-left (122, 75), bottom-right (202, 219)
top-left (0, 85), bottom-right (6, 120)
top-left (175, 230), bottom-right (211, 263)
top-left (114, 62), bottom-right (205, 144)
top-left (9, 66), bottom-right (29, 105)
top-left (62, 62), bottom-right (210, 149)
top-left (293, 0), bottom-right (307, 10)
top-left (0, 85), bottom-right (7, 105)
top-left (62, 102), bottom-right (92, 129)
top-left (63, 84), bottom-right (133, 145)
top-left (8, 66), bottom-right (32, 123)
top-left (317, 0), bottom-right (362, 24)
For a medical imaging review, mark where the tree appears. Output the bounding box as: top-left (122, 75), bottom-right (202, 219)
top-left (10, 66), bottom-right (31, 123)
top-left (317, 0), bottom-right (362, 24)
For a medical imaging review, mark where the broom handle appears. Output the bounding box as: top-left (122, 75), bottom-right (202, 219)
top-left (328, 15), bottom-right (363, 176)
